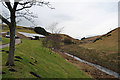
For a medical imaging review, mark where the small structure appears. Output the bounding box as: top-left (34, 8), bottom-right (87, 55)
top-left (18, 32), bottom-right (45, 40)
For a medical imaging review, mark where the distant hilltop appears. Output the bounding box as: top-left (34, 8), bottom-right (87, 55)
top-left (81, 27), bottom-right (119, 43)
top-left (1, 24), bottom-right (34, 30)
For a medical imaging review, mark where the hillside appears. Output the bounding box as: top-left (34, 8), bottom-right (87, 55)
top-left (1, 39), bottom-right (90, 78)
top-left (80, 27), bottom-right (119, 52)
top-left (1, 24), bottom-right (82, 44)
top-left (61, 27), bottom-right (119, 73)
top-left (81, 35), bottom-right (101, 43)
top-left (58, 34), bottom-right (82, 44)
top-left (1, 24), bottom-right (35, 33)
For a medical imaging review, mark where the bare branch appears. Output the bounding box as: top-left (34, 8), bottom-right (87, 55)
top-left (2, 2), bottom-right (8, 8)
top-left (16, 19), bottom-right (22, 24)
top-left (13, 2), bottom-right (19, 10)
top-left (16, 1), bottom-right (34, 11)
top-left (16, 15), bottom-right (36, 26)
top-left (16, 15), bottom-right (32, 20)
top-left (47, 22), bottom-right (64, 34)
top-left (5, 0), bottom-right (12, 11)
top-left (18, 2), bottom-right (31, 5)
top-left (0, 14), bottom-right (10, 26)
top-left (45, 2), bottom-right (55, 9)
top-left (16, 4), bottom-right (33, 11)
top-left (56, 27), bottom-right (64, 34)
top-left (16, 1), bottom-right (55, 11)
top-left (16, 11), bottom-right (37, 18)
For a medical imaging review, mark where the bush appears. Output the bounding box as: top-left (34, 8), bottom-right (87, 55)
top-left (63, 38), bottom-right (72, 44)
top-left (81, 37), bottom-right (85, 40)
top-left (34, 27), bottom-right (49, 36)
top-left (106, 34), bottom-right (111, 37)
top-left (42, 35), bottom-right (62, 50)
top-left (93, 37), bottom-right (102, 43)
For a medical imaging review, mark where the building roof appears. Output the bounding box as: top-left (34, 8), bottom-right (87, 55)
top-left (18, 32), bottom-right (45, 38)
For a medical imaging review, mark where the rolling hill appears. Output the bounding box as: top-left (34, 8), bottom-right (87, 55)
top-left (1, 39), bottom-right (91, 78)
top-left (80, 27), bottom-right (119, 52)
top-left (62, 27), bottom-right (119, 73)
top-left (1, 24), bottom-right (36, 33)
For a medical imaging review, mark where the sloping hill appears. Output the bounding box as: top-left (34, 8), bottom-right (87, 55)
top-left (81, 35), bottom-right (101, 43)
top-left (1, 39), bottom-right (90, 78)
top-left (80, 27), bottom-right (119, 52)
top-left (62, 27), bottom-right (119, 73)
top-left (1, 24), bottom-right (81, 44)
top-left (1, 24), bottom-right (36, 33)
top-left (58, 34), bottom-right (82, 44)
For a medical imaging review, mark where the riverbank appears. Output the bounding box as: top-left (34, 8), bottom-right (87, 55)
top-left (61, 44), bottom-right (119, 74)
top-left (59, 52), bottom-right (119, 79)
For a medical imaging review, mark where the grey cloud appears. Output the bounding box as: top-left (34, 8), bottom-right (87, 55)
top-left (53, 14), bottom-right (73, 21)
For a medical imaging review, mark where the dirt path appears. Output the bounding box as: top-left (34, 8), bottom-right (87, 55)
top-left (59, 52), bottom-right (119, 80)
top-left (0, 39), bottom-right (21, 49)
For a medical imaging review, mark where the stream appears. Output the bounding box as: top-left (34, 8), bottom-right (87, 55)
top-left (64, 53), bottom-right (119, 78)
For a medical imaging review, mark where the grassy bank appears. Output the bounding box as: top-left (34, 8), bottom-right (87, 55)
top-left (1, 29), bottom-right (36, 34)
top-left (1, 37), bottom-right (10, 45)
top-left (80, 27), bottom-right (119, 52)
top-left (2, 39), bottom-right (91, 78)
top-left (61, 44), bottom-right (119, 73)
top-left (1, 24), bottom-right (36, 33)
top-left (61, 28), bottom-right (119, 73)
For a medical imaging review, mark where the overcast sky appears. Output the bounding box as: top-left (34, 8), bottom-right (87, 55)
top-left (2, 0), bottom-right (119, 39)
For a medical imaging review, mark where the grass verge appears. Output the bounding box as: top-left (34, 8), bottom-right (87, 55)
top-left (1, 37), bottom-right (10, 45)
top-left (1, 39), bottom-right (91, 78)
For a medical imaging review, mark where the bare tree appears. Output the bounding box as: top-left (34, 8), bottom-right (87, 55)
top-left (0, 0), bottom-right (54, 66)
top-left (46, 22), bottom-right (64, 34)
top-left (42, 22), bottom-right (63, 52)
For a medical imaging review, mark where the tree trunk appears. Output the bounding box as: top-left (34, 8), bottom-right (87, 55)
top-left (6, 26), bottom-right (16, 66)
top-left (6, 11), bottom-right (16, 66)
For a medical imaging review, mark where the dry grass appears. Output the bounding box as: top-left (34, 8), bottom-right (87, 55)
top-left (61, 27), bottom-right (119, 73)
top-left (80, 27), bottom-right (119, 52)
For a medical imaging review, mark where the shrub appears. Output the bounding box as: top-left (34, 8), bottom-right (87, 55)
top-left (81, 37), bottom-right (85, 40)
top-left (93, 37), bottom-right (102, 43)
top-left (34, 27), bottom-right (49, 36)
top-left (42, 35), bottom-right (62, 50)
top-left (106, 34), bottom-right (111, 37)
top-left (63, 38), bottom-right (72, 44)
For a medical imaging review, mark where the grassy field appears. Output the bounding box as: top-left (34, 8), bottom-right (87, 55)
top-left (16, 29), bottom-right (36, 33)
top-left (1, 39), bottom-right (91, 78)
top-left (1, 37), bottom-right (10, 45)
top-left (61, 27), bottom-right (119, 73)
top-left (80, 27), bottom-right (119, 52)
top-left (1, 29), bottom-right (36, 34)
top-left (1, 24), bottom-right (36, 33)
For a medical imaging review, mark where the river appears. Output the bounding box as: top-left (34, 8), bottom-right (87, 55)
top-left (64, 53), bottom-right (119, 78)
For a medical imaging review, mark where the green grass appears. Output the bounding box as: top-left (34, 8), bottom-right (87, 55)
top-left (2, 39), bottom-right (91, 78)
top-left (1, 29), bottom-right (36, 34)
top-left (1, 24), bottom-right (36, 33)
top-left (16, 29), bottom-right (36, 33)
top-left (1, 37), bottom-right (10, 45)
